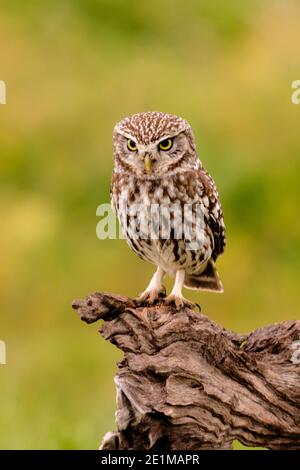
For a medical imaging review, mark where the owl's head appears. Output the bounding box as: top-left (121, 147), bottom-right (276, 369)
top-left (113, 111), bottom-right (200, 178)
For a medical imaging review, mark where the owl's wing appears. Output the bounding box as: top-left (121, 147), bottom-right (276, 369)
top-left (196, 168), bottom-right (226, 261)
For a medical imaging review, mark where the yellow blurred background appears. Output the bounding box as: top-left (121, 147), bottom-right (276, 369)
top-left (0, 0), bottom-right (300, 449)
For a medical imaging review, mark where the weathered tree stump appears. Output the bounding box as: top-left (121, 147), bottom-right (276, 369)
top-left (72, 292), bottom-right (300, 450)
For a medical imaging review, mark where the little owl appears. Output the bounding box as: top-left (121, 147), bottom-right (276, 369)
top-left (111, 111), bottom-right (226, 309)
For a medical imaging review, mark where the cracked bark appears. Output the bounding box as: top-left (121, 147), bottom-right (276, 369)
top-left (72, 292), bottom-right (300, 450)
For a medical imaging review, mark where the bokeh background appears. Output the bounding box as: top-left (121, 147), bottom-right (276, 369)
top-left (1, 0), bottom-right (300, 449)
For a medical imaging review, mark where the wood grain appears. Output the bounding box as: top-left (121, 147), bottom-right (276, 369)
top-left (72, 292), bottom-right (300, 450)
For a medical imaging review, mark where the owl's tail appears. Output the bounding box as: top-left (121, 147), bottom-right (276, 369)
top-left (184, 260), bottom-right (224, 293)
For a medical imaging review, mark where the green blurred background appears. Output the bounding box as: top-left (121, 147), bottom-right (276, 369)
top-left (0, 0), bottom-right (300, 449)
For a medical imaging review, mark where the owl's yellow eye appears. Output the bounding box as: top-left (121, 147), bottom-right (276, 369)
top-left (158, 138), bottom-right (173, 151)
top-left (127, 139), bottom-right (137, 152)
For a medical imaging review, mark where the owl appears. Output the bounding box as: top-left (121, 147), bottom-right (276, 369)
top-left (111, 111), bottom-right (226, 309)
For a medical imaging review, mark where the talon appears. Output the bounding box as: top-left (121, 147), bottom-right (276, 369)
top-left (136, 288), bottom-right (162, 306)
top-left (136, 268), bottom-right (166, 306)
top-left (164, 295), bottom-right (196, 311)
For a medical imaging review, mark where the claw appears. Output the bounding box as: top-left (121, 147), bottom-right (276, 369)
top-left (164, 294), bottom-right (196, 311)
top-left (136, 286), bottom-right (166, 306)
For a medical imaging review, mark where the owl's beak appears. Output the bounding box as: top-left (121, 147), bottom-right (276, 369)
top-left (144, 154), bottom-right (152, 173)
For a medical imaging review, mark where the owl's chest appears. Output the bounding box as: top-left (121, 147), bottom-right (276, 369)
top-left (113, 176), bottom-right (182, 235)
top-left (112, 173), bottom-right (202, 212)
top-left (113, 174), bottom-right (208, 242)
top-left (112, 174), bottom-right (211, 272)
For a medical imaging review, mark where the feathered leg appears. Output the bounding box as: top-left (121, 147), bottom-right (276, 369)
top-left (136, 267), bottom-right (165, 305)
top-left (165, 269), bottom-right (196, 310)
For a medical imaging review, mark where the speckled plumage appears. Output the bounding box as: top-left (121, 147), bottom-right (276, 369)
top-left (115, 112), bottom-right (189, 145)
top-left (111, 111), bottom-right (226, 308)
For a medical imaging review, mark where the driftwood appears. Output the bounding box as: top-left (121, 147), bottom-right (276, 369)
top-left (72, 292), bottom-right (300, 450)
